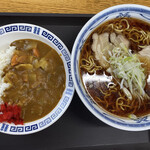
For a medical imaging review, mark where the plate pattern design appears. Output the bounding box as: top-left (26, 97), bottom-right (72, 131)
top-left (0, 23), bottom-right (74, 134)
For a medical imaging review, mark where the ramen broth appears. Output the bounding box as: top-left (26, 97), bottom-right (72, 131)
top-left (80, 18), bottom-right (150, 118)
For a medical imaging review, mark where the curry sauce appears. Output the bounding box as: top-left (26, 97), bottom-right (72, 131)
top-left (2, 39), bottom-right (66, 123)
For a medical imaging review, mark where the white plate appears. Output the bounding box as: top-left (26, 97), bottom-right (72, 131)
top-left (0, 23), bottom-right (74, 135)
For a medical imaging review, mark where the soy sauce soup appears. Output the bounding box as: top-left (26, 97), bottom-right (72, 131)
top-left (80, 18), bottom-right (150, 118)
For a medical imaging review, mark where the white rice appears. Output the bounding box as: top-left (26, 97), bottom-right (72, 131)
top-left (0, 46), bottom-right (16, 104)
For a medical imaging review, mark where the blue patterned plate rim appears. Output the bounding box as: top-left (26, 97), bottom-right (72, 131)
top-left (0, 23), bottom-right (74, 135)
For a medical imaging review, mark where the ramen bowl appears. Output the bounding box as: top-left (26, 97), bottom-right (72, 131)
top-left (71, 4), bottom-right (150, 131)
top-left (0, 23), bottom-right (74, 135)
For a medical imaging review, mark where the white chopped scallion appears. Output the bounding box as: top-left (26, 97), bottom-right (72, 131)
top-left (109, 43), bottom-right (148, 101)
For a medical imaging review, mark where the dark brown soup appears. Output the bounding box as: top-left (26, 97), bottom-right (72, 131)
top-left (2, 39), bottom-right (66, 123)
top-left (80, 18), bottom-right (150, 118)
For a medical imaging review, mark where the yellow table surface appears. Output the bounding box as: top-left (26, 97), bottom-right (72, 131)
top-left (0, 0), bottom-right (149, 14)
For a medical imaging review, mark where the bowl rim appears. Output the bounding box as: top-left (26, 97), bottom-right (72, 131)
top-left (0, 23), bottom-right (74, 135)
top-left (71, 4), bottom-right (150, 131)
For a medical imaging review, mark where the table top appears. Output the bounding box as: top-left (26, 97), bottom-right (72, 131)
top-left (0, 0), bottom-right (150, 14)
top-left (0, 1), bottom-right (150, 150)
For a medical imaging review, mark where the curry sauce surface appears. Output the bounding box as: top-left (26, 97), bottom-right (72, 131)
top-left (2, 39), bottom-right (66, 123)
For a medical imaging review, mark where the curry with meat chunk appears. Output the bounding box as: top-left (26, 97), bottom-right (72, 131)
top-left (2, 39), bottom-right (66, 123)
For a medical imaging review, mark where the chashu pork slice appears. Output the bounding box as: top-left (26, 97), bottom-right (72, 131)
top-left (91, 32), bottom-right (130, 69)
top-left (110, 32), bottom-right (130, 48)
top-left (91, 32), bottom-right (113, 69)
top-left (138, 45), bottom-right (150, 72)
